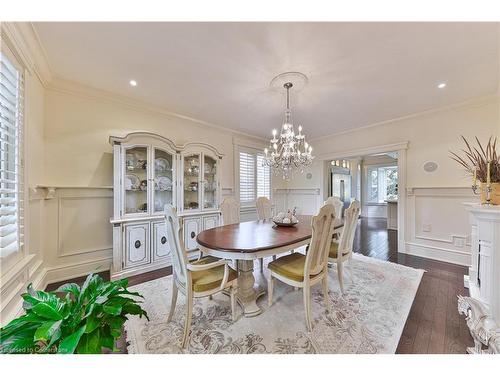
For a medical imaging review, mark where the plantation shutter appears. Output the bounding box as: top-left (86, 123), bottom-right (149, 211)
top-left (239, 151), bottom-right (255, 203)
top-left (256, 153), bottom-right (271, 199)
top-left (0, 50), bottom-right (24, 257)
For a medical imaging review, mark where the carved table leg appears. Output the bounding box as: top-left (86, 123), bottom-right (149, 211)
top-left (235, 259), bottom-right (265, 317)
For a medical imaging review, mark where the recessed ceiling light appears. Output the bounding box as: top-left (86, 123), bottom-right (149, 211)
top-left (129, 80), bottom-right (137, 87)
top-left (438, 83), bottom-right (446, 89)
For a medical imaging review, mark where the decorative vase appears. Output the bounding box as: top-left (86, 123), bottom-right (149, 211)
top-left (480, 182), bottom-right (500, 205)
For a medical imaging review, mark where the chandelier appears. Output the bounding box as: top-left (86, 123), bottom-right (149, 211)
top-left (263, 81), bottom-right (313, 179)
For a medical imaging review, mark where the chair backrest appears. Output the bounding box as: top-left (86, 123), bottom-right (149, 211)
top-left (337, 200), bottom-right (360, 257)
top-left (305, 203), bottom-right (336, 277)
top-left (324, 196), bottom-right (343, 219)
top-left (220, 196), bottom-right (240, 225)
top-left (256, 196), bottom-right (272, 220)
top-left (164, 204), bottom-right (189, 285)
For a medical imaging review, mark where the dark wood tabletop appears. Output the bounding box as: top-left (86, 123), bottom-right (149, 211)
top-left (196, 215), bottom-right (343, 253)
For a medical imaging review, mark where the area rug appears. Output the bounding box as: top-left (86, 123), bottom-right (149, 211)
top-left (124, 254), bottom-right (423, 354)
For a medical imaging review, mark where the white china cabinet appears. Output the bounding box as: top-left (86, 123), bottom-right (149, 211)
top-left (109, 132), bottom-right (223, 280)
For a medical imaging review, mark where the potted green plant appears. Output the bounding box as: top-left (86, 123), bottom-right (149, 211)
top-left (450, 136), bottom-right (500, 205)
top-left (0, 273), bottom-right (148, 354)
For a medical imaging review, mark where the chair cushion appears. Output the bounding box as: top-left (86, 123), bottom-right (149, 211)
top-left (328, 242), bottom-right (349, 259)
top-left (190, 257), bottom-right (238, 292)
top-left (268, 252), bottom-right (320, 282)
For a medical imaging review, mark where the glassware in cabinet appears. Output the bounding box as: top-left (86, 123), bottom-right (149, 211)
top-left (203, 154), bottom-right (218, 209)
top-left (183, 153), bottom-right (200, 210)
top-left (124, 146), bottom-right (148, 214)
top-left (153, 148), bottom-right (174, 213)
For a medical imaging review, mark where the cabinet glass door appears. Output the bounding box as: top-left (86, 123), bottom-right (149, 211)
top-left (124, 146), bottom-right (148, 215)
top-left (153, 148), bottom-right (174, 213)
top-left (203, 155), bottom-right (218, 209)
top-left (183, 153), bottom-right (200, 210)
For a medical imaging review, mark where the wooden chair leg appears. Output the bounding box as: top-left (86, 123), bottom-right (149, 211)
top-left (322, 276), bottom-right (329, 312)
top-left (260, 258), bottom-right (264, 271)
top-left (167, 279), bottom-right (178, 323)
top-left (181, 289), bottom-right (193, 349)
top-left (230, 285), bottom-right (237, 321)
top-left (268, 276), bottom-right (274, 306)
top-left (303, 285), bottom-right (312, 332)
top-left (337, 261), bottom-right (345, 294)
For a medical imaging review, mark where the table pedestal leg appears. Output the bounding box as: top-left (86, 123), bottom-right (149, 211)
top-left (235, 259), bottom-right (265, 317)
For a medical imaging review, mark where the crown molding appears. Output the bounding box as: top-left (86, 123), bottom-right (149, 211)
top-left (309, 94), bottom-right (499, 143)
top-left (0, 22), bottom-right (52, 86)
top-left (46, 77), bottom-right (268, 143)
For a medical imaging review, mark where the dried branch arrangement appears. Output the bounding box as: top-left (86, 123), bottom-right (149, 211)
top-left (449, 136), bottom-right (499, 183)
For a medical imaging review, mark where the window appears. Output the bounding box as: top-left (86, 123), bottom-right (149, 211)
top-left (239, 149), bottom-right (271, 205)
top-left (365, 165), bottom-right (397, 203)
top-left (0, 50), bottom-right (24, 257)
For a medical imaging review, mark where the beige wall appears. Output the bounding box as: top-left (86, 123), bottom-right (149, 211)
top-left (292, 96), bottom-right (498, 190)
top-left (43, 84), bottom-right (264, 189)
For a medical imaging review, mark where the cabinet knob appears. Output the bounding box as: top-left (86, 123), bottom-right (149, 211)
top-left (190, 231), bottom-right (196, 239)
top-left (161, 236), bottom-right (167, 244)
top-left (134, 240), bottom-right (141, 249)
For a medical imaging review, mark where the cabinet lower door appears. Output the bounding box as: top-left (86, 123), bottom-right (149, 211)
top-left (152, 221), bottom-right (171, 262)
top-left (184, 217), bottom-right (201, 251)
top-left (123, 222), bottom-right (150, 269)
top-left (202, 214), bottom-right (219, 230)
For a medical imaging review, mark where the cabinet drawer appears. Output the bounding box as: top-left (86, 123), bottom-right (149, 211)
top-left (152, 221), bottom-right (171, 262)
top-left (202, 214), bottom-right (219, 230)
top-left (123, 222), bottom-right (150, 269)
top-left (184, 217), bottom-right (201, 251)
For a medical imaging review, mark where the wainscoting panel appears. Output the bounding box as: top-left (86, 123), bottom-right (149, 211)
top-left (404, 187), bottom-right (478, 266)
top-left (273, 188), bottom-right (321, 215)
top-left (57, 195), bottom-right (113, 257)
top-left (42, 187), bottom-right (114, 284)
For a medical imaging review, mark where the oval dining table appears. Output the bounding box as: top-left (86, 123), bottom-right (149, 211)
top-left (196, 215), bottom-right (344, 317)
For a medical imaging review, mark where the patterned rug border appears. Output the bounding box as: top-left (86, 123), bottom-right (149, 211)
top-left (124, 254), bottom-right (424, 354)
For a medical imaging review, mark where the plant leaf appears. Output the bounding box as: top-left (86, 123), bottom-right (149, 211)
top-left (31, 302), bottom-right (63, 320)
top-left (84, 315), bottom-right (101, 333)
top-left (34, 320), bottom-right (62, 343)
top-left (103, 304), bottom-right (122, 316)
top-left (55, 283), bottom-right (81, 298)
top-left (76, 329), bottom-right (101, 354)
top-left (58, 324), bottom-right (86, 354)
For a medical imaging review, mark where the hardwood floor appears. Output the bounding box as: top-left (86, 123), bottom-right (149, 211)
top-left (352, 217), bottom-right (473, 354)
top-left (46, 217), bottom-right (473, 354)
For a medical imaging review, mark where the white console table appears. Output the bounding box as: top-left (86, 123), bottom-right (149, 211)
top-left (459, 203), bottom-right (500, 354)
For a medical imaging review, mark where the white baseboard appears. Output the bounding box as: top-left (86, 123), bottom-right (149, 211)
top-left (404, 241), bottom-right (470, 266)
top-left (43, 257), bottom-right (112, 287)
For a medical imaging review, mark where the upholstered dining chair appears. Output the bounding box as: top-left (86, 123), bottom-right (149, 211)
top-left (164, 204), bottom-right (238, 348)
top-left (324, 196), bottom-right (344, 239)
top-left (267, 203), bottom-right (336, 332)
top-left (328, 200), bottom-right (360, 294)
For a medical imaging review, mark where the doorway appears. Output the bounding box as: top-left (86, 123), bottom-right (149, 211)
top-left (320, 142), bottom-right (407, 252)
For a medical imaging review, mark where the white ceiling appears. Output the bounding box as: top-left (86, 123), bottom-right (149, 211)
top-left (33, 22), bottom-right (499, 139)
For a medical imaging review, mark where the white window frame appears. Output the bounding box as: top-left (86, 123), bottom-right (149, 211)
top-left (364, 163), bottom-right (398, 205)
top-left (0, 43), bottom-right (25, 260)
top-left (235, 145), bottom-right (272, 207)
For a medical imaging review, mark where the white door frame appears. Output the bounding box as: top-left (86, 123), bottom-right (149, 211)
top-left (317, 141), bottom-right (409, 253)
